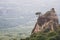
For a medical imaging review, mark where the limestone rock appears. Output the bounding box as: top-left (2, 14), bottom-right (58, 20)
top-left (32, 8), bottom-right (59, 34)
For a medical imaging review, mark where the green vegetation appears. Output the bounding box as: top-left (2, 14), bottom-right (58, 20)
top-left (21, 26), bottom-right (60, 40)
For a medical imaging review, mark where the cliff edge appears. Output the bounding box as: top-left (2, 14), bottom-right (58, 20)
top-left (32, 8), bottom-right (59, 33)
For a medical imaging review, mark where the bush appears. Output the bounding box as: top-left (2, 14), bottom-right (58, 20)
top-left (47, 32), bottom-right (57, 37)
top-left (36, 35), bottom-right (47, 40)
top-left (55, 35), bottom-right (60, 40)
top-left (49, 37), bottom-right (56, 40)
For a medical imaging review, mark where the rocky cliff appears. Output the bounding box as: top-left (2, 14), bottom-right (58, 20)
top-left (32, 8), bottom-right (59, 34)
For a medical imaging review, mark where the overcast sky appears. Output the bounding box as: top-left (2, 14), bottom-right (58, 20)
top-left (0, 0), bottom-right (60, 19)
top-left (0, 0), bottom-right (60, 29)
top-left (0, 0), bottom-right (60, 12)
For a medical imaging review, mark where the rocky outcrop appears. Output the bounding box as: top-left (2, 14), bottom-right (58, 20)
top-left (32, 8), bottom-right (59, 34)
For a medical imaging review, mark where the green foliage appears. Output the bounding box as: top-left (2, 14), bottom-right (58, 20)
top-left (55, 35), bottom-right (60, 40)
top-left (22, 26), bottom-right (60, 40)
top-left (47, 32), bottom-right (57, 37)
top-left (36, 35), bottom-right (47, 40)
top-left (48, 37), bottom-right (56, 40)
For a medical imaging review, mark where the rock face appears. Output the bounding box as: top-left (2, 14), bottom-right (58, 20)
top-left (32, 8), bottom-right (59, 33)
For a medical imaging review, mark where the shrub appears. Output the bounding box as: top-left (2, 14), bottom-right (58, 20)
top-left (47, 32), bottom-right (57, 37)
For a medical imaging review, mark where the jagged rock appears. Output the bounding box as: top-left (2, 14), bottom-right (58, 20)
top-left (32, 8), bottom-right (59, 34)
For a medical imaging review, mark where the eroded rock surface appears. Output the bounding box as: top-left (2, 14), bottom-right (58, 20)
top-left (32, 8), bottom-right (59, 33)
